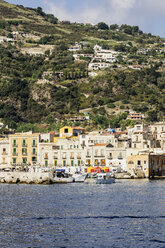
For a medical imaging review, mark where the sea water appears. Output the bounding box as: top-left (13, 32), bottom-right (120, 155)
top-left (0, 179), bottom-right (165, 248)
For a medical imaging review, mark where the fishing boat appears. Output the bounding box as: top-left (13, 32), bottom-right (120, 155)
top-left (96, 173), bottom-right (115, 184)
top-left (53, 170), bottom-right (74, 183)
top-left (72, 172), bottom-right (87, 182)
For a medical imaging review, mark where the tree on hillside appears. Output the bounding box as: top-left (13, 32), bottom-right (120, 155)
top-left (97, 22), bottom-right (109, 30)
top-left (110, 24), bottom-right (119, 30)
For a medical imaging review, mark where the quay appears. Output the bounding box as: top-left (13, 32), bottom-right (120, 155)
top-left (0, 170), bottom-right (54, 184)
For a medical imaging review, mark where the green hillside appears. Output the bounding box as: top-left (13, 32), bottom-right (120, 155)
top-left (0, 0), bottom-right (165, 131)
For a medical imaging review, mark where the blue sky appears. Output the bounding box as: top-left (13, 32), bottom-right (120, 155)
top-left (6, 0), bottom-right (165, 37)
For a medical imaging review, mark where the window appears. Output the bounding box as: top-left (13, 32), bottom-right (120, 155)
top-left (61, 145), bottom-right (63, 150)
top-left (13, 148), bottom-right (17, 155)
top-left (95, 149), bottom-right (98, 156)
top-left (78, 160), bottom-right (81, 166)
top-left (62, 152), bottom-right (66, 159)
top-left (22, 148), bottom-right (27, 155)
top-left (13, 158), bottom-right (16, 164)
top-left (71, 160), bottom-right (74, 166)
top-left (23, 158), bottom-right (27, 164)
top-left (77, 152), bottom-right (81, 159)
top-left (45, 160), bottom-right (48, 167)
top-left (32, 157), bottom-right (37, 162)
top-left (101, 149), bottom-right (104, 156)
top-left (23, 139), bottom-right (26, 146)
top-left (54, 160), bottom-right (57, 167)
top-left (64, 128), bottom-right (68, 133)
top-left (54, 152), bottom-right (58, 159)
top-left (45, 153), bottom-right (48, 159)
top-left (13, 139), bottom-right (16, 146)
top-left (86, 159), bottom-right (91, 165)
top-left (101, 159), bottom-right (105, 166)
top-left (32, 140), bottom-right (36, 146)
top-left (3, 148), bottom-right (6, 154)
top-left (118, 153), bottom-right (123, 159)
top-left (32, 148), bottom-right (36, 155)
top-left (95, 159), bottom-right (98, 165)
top-left (137, 126), bottom-right (141, 130)
top-left (63, 160), bottom-right (66, 167)
top-left (137, 160), bottom-right (141, 165)
top-left (70, 152), bottom-right (74, 159)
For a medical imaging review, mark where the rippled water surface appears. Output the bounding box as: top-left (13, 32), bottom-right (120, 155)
top-left (1, 180), bottom-right (165, 248)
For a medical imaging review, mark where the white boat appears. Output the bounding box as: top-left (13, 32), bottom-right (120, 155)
top-left (72, 172), bottom-right (87, 182)
top-left (96, 173), bottom-right (115, 184)
top-left (53, 171), bottom-right (74, 183)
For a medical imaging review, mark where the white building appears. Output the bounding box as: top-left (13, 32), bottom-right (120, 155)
top-left (68, 43), bottom-right (81, 52)
top-left (88, 62), bottom-right (111, 70)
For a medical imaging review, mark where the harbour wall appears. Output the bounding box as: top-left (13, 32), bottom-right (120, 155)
top-left (0, 171), bottom-right (54, 184)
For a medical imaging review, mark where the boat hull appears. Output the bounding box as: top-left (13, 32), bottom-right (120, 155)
top-left (96, 177), bottom-right (115, 184)
top-left (53, 177), bottom-right (74, 183)
top-left (73, 174), bottom-right (87, 182)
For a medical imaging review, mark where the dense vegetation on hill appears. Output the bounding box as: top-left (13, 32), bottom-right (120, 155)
top-left (0, 0), bottom-right (165, 131)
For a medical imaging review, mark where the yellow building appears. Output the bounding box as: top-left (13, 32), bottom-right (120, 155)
top-left (9, 132), bottom-right (40, 165)
top-left (127, 153), bottom-right (165, 178)
top-left (54, 126), bottom-right (85, 142)
top-left (127, 154), bottom-right (150, 177)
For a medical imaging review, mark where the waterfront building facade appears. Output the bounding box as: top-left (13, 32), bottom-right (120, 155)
top-left (127, 153), bottom-right (165, 178)
top-left (9, 132), bottom-right (40, 166)
top-left (0, 139), bottom-right (10, 168)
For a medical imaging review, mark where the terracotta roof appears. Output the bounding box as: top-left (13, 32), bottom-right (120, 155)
top-left (114, 132), bottom-right (128, 135)
top-left (94, 143), bottom-right (107, 146)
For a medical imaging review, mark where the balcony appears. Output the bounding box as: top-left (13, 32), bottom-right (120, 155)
top-left (12, 144), bottom-right (18, 147)
top-left (54, 156), bottom-right (58, 159)
top-left (77, 156), bottom-right (81, 159)
top-left (2, 152), bottom-right (8, 155)
top-left (12, 153), bottom-right (18, 156)
top-left (22, 144), bottom-right (27, 147)
top-left (22, 153), bottom-right (28, 156)
top-left (52, 146), bottom-right (60, 150)
top-left (94, 155), bottom-right (105, 158)
top-left (108, 157), bottom-right (113, 160)
top-left (32, 144), bottom-right (37, 147)
top-left (44, 156), bottom-right (48, 159)
top-left (70, 156), bottom-right (74, 159)
top-left (32, 152), bottom-right (37, 156)
top-left (86, 155), bottom-right (91, 158)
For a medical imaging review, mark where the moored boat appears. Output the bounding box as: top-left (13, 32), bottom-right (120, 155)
top-left (53, 171), bottom-right (74, 183)
top-left (72, 172), bottom-right (87, 182)
top-left (96, 173), bottom-right (115, 184)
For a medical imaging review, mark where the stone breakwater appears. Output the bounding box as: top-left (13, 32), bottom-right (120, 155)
top-left (0, 172), bottom-right (54, 184)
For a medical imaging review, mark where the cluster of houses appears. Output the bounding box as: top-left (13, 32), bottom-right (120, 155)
top-left (1, 122), bottom-right (165, 178)
top-left (68, 43), bottom-right (119, 71)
